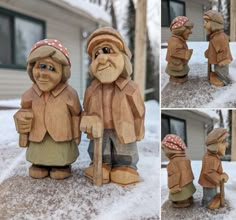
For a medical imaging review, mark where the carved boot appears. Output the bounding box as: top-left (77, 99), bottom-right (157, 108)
top-left (110, 166), bottom-right (140, 186)
top-left (209, 72), bottom-right (224, 87)
top-left (169, 75), bottom-right (188, 84)
top-left (50, 165), bottom-right (72, 180)
top-left (84, 163), bottom-right (111, 184)
top-left (172, 196), bottom-right (193, 208)
top-left (208, 193), bottom-right (221, 209)
top-left (29, 164), bottom-right (49, 179)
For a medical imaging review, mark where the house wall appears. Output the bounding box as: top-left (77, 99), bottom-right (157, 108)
top-left (161, 110), bottom-right (213, 161)
top-left (161, 0), bottom-right (206, 43)
top-left (0, 0), bottom-right (99, 100)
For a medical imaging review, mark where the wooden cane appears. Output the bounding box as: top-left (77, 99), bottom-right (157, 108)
top-left (19, 101), bottom-right (32, 147)
top-left (220, 180), bottom-right (225, 207)
top-left (93, 137), bottom-right (103, 186)
top-left (208, 62), bottom-right (211, 80)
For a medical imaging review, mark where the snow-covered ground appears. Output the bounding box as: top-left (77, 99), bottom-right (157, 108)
top-left (0, 100), bottom-right (159, 220)
top-left (161, 160), bottom-right (236, 220)
top-left (161, 42), bottom-right (236, 108)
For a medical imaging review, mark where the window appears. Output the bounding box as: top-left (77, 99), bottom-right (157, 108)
top-left (162, 0), bottom-right (185, 27)
top-left (162, 114), bottom-right (187, 144)
top-left (0, 7), bottom-right (45, 69)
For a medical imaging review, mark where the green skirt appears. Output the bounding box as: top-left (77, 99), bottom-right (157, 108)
top-left (26, 133), bottom-right (79, 166)
top-left (169, 182), bottom-right (196, 202)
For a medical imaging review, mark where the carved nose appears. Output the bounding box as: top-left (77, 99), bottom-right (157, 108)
top-left (97, 54), bottom-right (108, 64)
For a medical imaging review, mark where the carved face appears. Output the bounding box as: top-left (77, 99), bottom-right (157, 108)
top-left (90, 42), bottom-right (125, 84)
top-left (32, 57), bottom-right (62, 92)
top-left (182, 27), bottom-right (192, 40)
top-left (217, 140), bottom-right (228, 156)
top-left (204, 19), bottom-right (212, 35)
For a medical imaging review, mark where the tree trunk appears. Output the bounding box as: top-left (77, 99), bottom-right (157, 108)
top-left (134, 0), bottom-right (147, 99)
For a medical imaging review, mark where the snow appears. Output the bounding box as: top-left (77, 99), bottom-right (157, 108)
top-left (0, 100), bottom-right (159, 219)
top-left (161, 42), bottom-right (236, 107)
top-left (62, 0), bottom-right (111, 23)
top-left (161, 160), bottom-right (236, 219)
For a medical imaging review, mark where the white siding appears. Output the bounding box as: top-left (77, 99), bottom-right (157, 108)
top-left (0, 0), bottom-right (99, 100)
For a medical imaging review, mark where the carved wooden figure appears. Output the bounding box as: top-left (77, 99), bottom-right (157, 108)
top-left (80, 27), bottom-right (145, 186)
top-left (14, 39), bottom-right (81, 180)
top-left (165, 16), bottom-right (194, 83)
top-left (162, 134), bottom-right (196, 208)
top-left (203, 10), bottom-right (233, 86)
top-left (199, 128), bottom-right (229, 209)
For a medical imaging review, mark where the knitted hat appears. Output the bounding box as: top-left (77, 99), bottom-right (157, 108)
top-left (203, 10), bottom-right (224, 24)
top-left (162, 134), bottom-right (186, 151)
top-left (205, 128), bottom-right (228, 146)
top-left (28, 39), bottom-right (71, 66)
top-left (86, 27), bottom-right (131, 59)
top-left (170, 16), bottom-right (190, 31)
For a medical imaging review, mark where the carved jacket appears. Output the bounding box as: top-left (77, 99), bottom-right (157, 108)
top-left (165, 35), bottom-right (192, 75)
top-left (167, 153), bottom-right (194, 190)
top-left (83, 76), bottom-right (145, 144)
top-left (17, 83), bottom-right (81, 143)
top-left (205, 30), bottom-right (233, 65)
top-left (198, 151), bottom-right (223, 188)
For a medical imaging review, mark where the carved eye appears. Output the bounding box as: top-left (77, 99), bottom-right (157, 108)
top-left (39, 64), bottom-right (47, 69)
top-left (47, 65), bottom-right (56, 72)
top-left (102, 47), bottom-right (111, 54)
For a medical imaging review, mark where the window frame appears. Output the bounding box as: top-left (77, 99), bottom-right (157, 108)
top-left (0, 7), bottom-right (46, 70)
top-left (161, 0), bottom-right (186, 27)
top-left (161, 114), bottom-right (187, 145)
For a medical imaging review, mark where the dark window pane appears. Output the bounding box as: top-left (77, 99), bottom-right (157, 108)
top-left (161, 0), bottom-right (169, 27)
top-left (170, 1), bottom-right (185, 22)
top-left (161, 117), bottom-right (169, 140)
top-left (0, 14), bottom-right (12, 65)
top-left (15, 17), bottom-right (43, 66)
top-left (170, 118), bottom-right (186, 144)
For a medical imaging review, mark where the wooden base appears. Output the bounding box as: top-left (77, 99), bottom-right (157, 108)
top-left (84, 164), bottom-right (111, 184)
top-left (169, 76), bottom-right (188, 84)
top-left (29, 165), bottom-right (49, 179)
top-left (110, 166), bottom-right (140, 186)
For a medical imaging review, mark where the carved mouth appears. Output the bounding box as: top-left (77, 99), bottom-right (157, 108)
top-left (98, 66), bottom-right (110, 71)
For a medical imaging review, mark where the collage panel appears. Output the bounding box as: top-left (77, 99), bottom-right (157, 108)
top-left (0, 0), bottom-right (160, 220)
top-left (161, 0), bottom-right (236, 108)
top-left (161, 109), bottom-right (235, 219)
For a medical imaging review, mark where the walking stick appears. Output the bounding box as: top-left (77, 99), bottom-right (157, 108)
top-left (208, 62), bottom-right (211, 81)
top-left (93, 137), bottom-right (103, 186)
top-left (220, 180), bottom-right (225, 207)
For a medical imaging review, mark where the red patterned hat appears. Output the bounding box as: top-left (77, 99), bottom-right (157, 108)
top-left (29, 39), bottom-right (71, 66)
top-left (162, 134), bottom-right (186, 151)
top-left (170, 16), bottom-right (189, 31)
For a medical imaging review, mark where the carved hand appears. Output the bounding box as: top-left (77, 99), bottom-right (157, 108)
top-left (14, 110), bottom-right (33, 134)
top-left (80, 115), bottom-right (103, 138)
top-left (169, 185), bottom-right (181, 194)
top-left (221, 172), bottom-right (229, 183)
top-left (218, 59), bottom-right (231, 67)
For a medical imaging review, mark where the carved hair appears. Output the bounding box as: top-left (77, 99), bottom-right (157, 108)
top-left (208, 20), bottom-right (224, 32)
top-left (27, 46), bottom-right (71, 83)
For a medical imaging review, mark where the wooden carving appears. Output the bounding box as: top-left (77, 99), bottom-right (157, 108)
top-left (203, 10), bottom-right (233, 86)
top-left (162, 134), bottom-right (196, 208)
top-left (165, 16), bottom-right (194, 84)
top-left (14, 39), bottom-right (81, 180)
top-left (80, 27), bottom-right (145, 186)
top-left (198, 128), bottom-right (229, 209)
